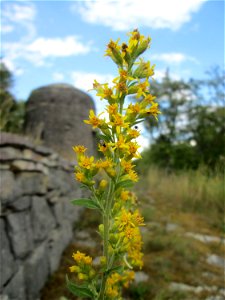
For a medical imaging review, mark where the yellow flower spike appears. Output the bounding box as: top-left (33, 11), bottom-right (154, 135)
top-left (98, 142), bottom-right (109, 153)
top-left (83, 255), bottom-right (92, 265)
top-left (136, 79), bottom-right (150, 98)
top-left (127, 103), bottom-right (141, 115)
top-left (133, 60), bottom-right (155, 79)
top-left (113, 135), bottom-right (129, 152)
top-left (114, 81), bottom-right (128, 97)
top-left (142, 94), bottom-right (156, 105)
top-left (96, 83), bottom-right (114, 101)
top-left (132, 210), bottom-right (145, 226)
top-left (120, 190), bottom-right (130, 201)
top-left (72, 145), bottom-right (87, 154)
top-left (127, 141), bottom-right (141, 158)
top-left (68, 30), bottom-right (160, 300)
top-left (115, 208), bottom-right (134, 229)
top-left (144, 102), bottom-right (161, 119)
top-left (74, 171), bottom-right (85, 183)
top-left (105, 39), bottom-right (123, 67)
top-left (109, 113), bottom-right (129, 134)
top-left (128, 170), bottom-right (139, 182)
top-left (106, 103), bottom-right (118, 116)
top-left (95, 158), bottom-right (114, 169)
top-left (84, 109), bottom-right (104, 129)
top-left (121, 159), bottom-right (135, 173)
top-left (127, 128), bottom-right (140, 139)
top-left (78, 155), bottom-right (95, 169)
top-left (72, 251), bottom-right (86, 263)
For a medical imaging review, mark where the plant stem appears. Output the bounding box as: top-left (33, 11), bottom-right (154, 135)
top-left (99, 181), bottom-right (114, 299)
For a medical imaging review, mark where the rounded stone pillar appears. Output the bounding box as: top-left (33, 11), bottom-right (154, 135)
top-left (24, 84), bottom-right (96, 160)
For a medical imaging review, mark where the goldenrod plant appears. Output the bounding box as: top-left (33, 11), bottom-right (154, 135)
top-left (67, 29), bottom-right (160, 300)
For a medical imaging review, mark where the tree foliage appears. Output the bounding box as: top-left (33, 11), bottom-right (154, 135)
top-left (139, 67), bottom-right (225, 171)
top-left (0, 62), bottom-right (25, 133)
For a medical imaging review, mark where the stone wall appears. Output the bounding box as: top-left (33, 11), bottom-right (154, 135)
top-left (0, 132), bottom-right (83, 300)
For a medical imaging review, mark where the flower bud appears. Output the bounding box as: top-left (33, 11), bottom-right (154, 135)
top-left (99, 224), bottom-right (104, 236)
top-left (99, 179), bottom-right (108, 190)
top-left (78, 273), bottom-right (88, 280)
top-left (135, 37), bottom-right (151, 58)
top-left (100, 256), bottom-right (107, 266)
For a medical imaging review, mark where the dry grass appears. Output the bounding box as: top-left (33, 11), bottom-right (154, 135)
top-left (143, 167), bottom-right (224, 231)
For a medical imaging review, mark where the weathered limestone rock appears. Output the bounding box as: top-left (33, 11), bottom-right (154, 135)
top-left (7, 212), bottom-right (33, 258)
top-left (24, 243), bottom-right (49, 300)
top-left (3, 267), bottom-right (25, 300)
top-left (0, 218), bottom-right (16, 288)
top-left (48, 168), bottom-right (74, 195)
top-left (31, 196), bottom-right (56, 242)
top-left (51, 201), bottom-right (64, 225)
top-left (134, 271), bottom-right (149, 284)
top-left (16, 172), bottom-right (48, 196)
top-left (48, 222), bottom-right (73, 273)
top-left (24, 84), bottom-right (96, 160)
top-left (63, 196), bottom-right (83, 223)
top-left (8, 195), bottom-right (31, 211)
top-left (11, 160), bottom-right (49, 174)
top-left (206, 254), bottom-right (225, 269)
top-left (0, 171), bottom-right (16, 204)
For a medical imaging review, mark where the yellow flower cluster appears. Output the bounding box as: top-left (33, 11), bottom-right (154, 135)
top-left (69, 251), bottom-right (95, 281)
top-left (105, 270), bottom-right (135, 299)
top-left (68, 29), bottom-right (159, 299)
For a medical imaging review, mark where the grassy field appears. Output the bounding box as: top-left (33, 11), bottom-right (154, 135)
top-left (141, 167), bottom-right (224, 231)
top-left (41, 167), bottom-right (224, 300)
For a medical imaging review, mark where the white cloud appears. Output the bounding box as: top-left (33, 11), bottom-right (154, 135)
top-left (3, 3), bottom-right (35, 22)
top-left (71, 71), bottom-right (115, 115)
top-left (1, 2), bottom-right (36, 39)
top-left (71, 71), bottom-right (115, 92)
top-left (3, 35), bottom-right (92, 68)
top-left (0, 24), bottom-right (14, 33)
top-left (52, 72), bottom-right (65, 81)
top-left (72, 0), bottom-right (206, 31)
top-left (27, 36), bottom-right (91, 58)
top-left (151, 52), bottom-right (198, 64)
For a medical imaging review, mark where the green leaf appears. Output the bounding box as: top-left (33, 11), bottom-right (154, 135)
top-left (105, 265), bottom-right (124, 276)
top-left (66, 275), bottom-right (94, 298)
top-left (128, 81), bottom-right (138, 87)
top-left (133, 119), bottom-right (145, 125)
top-left (71, 198), bottom-right (101, 210)
top-left (97, 134), bottom-right (112, 143)
top-left (116, 180), bottom-right (134, 189)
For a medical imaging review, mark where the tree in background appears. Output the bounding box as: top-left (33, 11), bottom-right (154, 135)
top-left (139, 67), bottom-right (225, 171)
top-left (0, 61), bottom-right (25, 133)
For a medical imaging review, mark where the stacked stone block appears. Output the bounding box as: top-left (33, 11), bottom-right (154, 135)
top-left (0, 133), bottom-right (82, 300)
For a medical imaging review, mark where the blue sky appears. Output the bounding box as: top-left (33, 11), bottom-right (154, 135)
top-left (1, 0), bottom-right (224, 147)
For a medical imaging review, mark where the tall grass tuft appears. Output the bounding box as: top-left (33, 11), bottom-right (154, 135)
top-left (146, 167), bottom-right (224, 230)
